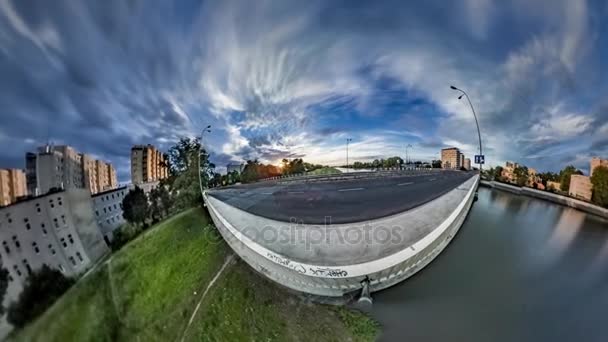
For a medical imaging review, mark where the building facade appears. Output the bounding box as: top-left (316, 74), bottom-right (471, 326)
top-left (441, 147), bottom-right (462, 169)
top-left (590, 157), bottom-right (608, 177)
top-left (0, 188), bottom-right (109, 308)
top-left (464, 158), bottom-right (471, 171)
top-left (91, 186), bottom-right (128, 243)
top-left (0, 169), bottom-right (27, 207)
top-left (25, 145), bottom-right (117, 196)
top-left (131, 145), bottom-right (168, 185)
top-left (569, 175), bottom-right (592, 201)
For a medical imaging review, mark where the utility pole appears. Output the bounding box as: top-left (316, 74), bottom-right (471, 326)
top-left (346, 138), bottom-right (352, 172)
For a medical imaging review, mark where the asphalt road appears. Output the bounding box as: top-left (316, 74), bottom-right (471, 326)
top-left (207, 171), bottom-right (476, 224)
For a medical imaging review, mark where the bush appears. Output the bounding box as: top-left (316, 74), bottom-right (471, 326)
top-left (7, 265), bottom-right (75, 328)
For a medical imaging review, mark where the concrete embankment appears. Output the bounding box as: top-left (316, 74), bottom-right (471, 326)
top-left (204, 175), bottom-right (479, 298)
top-left (480, 180), bottom-right (608, 220)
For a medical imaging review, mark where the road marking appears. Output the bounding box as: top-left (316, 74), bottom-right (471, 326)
top-left (338, 187), bottom-right (364, 192)
top-left (288, 191), bottom-right (304, 194)
top-left (261, 192), bottom-right (273, 195)
top-left (398, 182), bottom-right (413, 186)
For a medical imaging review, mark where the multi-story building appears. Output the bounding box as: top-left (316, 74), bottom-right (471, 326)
top-left (131, 145), bottom-right (168, 185)
top-left (226, 163), bottom-right (245, 174)
top-left (441, 147), bottom-right (462, 169)
top-left (590, 157), bottom-right (608, 177)
top-left (464, 158), bottom-right (471, 171)
top-left (0, 188), bottom-right (109, 308)
top-left (569, 175), bottom-right (592, 201)
top-left (459, 154), bottom-right (465, 170)
top-left (91, 186), bottom-right (128, 244)
top-left (0, 169), bottom-right (27, 207)
top-left (25, 145), bottom-right (117, 196)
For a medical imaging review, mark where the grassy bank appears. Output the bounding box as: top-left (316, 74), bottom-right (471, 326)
top-left (307, 167), bottom-right (341, 175)
top-left (11, 208), bottom-right (378, 341)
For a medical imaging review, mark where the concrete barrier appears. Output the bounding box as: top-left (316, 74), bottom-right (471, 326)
top-left (480, 180), bottom-right (608, 219)
top-left (204, 175), bottom-right (479, 297)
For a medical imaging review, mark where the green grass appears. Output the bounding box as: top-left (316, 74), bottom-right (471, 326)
top-left (307, 167), bottom-right (341, 175)
top-left (11, 207), bottom-right (378, 342)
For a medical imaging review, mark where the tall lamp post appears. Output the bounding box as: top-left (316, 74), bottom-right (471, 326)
top-left (405, 144), bottom-right (413, 167)
top-left (346, 138), bottom-right (353, 172)
top-left (450, 86), bottom-right (483, 173)
top-left (198, 125), bottom-right (211, 195)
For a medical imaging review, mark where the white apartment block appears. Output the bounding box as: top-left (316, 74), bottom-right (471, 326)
top-left (0, 189), bottom-right (109, 308)
top-left (91, 186), bottom-right (129, 243)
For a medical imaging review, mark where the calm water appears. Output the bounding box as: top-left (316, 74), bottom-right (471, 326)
top-left (369, 187), bottom-right (608, 342)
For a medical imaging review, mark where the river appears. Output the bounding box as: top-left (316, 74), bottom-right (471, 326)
top-left (369, 186), bottom-right (608, 342)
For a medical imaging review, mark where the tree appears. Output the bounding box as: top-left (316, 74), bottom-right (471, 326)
top-left (148, 185), bottom-right (171, 223)
top-left (7, 265), bottom-right (74, 328)
top-left (513, 166), bottom-right (529, 187)
top-left (431, 160), bottom-right (442, 168)
top-left (122, 187), bottom-right (149, 227)
top-left (591, 166), bottom-right (608, 208)
top-left (559, 165), bottom-right (583, 192)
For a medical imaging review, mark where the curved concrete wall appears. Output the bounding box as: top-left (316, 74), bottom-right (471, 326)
top-left (204, 175), bottom-right (479, 297)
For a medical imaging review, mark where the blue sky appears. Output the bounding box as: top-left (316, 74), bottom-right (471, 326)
top-left (0, 0), bottom-right (607, 181)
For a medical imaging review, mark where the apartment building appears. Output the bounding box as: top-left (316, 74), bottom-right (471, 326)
top-left (464, 158), bottom-right (471, 171)
top-left (0, 188), bottom-right (109, 308)
top-left (91, 186), bottom-right (128, 243)
top-left (25, 145), bottom-right (117, 196)
top-left (441, 147), bottom-right (462, 169)
top-left (590, 157), bottom-right (608, 177)
top-left (131, 145), bottom-right (168, 185)
top-left (0, 169), bottom-right (27, 207)
top-left (569, 174), bottom-right (593, 201)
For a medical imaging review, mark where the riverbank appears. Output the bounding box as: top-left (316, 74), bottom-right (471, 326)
top-left (480, 180), bottom-right (608, 220)
top-left (10, 208), bottom-right (378, 341)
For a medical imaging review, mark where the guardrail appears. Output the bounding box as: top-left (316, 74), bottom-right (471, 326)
top-left (259, 167), bottom-right (445, 184)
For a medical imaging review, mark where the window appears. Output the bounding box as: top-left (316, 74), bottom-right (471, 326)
top-left (58, 199), bottom-right (63, 206)
top-left (60, 238), bottom-right (67, 248)
top-left (37, 207), bottom-right (41, 213)
top-left (41, 223), bottom-right (47, 235)
top-left (111, 194), bottom-right (115, 199)
top-left (23, 218), bottom-right (29, 223)
top-left (58, 264), bottom-right (64, 273)
top-left (32, 242), bottom-right (39, 254)
top-left (25, 223), bottom-right (31, 230)
top-left (22, 260), bottom-right (31, 274)
top-left (103, 208), bottom-right (107, 213)
top-left (68, 234), bottom-right (74, 244)
top-left (12, 236), bottom-right (20, 248)
top-left (61, 215), bottom-right (66, 225)
top-left (95, 210), bottom-right (99, 216)
top-left (114, 204), bottom-right (117, 210)
top-left (48, 244), bottom-right (56, 255)
top-left (76, 251), bottom-right (83, 262)
top-left (106, 219), bottom-right (110, 225)
top-left (69, 256), bottom-right (76, 266)
top-left (3, 241), bottom-right (10, 254)
top-left (13, 265), bottom-right (21, 277)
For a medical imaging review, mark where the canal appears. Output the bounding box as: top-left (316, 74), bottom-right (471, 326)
top-left (369, 186), bottom-right (608, 342)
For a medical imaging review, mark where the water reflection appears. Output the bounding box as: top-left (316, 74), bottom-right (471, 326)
top-left (369, 187), bottom-right (608, 342)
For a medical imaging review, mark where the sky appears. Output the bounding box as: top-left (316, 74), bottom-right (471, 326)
top-left (0, 0), bottom-right (607, 182)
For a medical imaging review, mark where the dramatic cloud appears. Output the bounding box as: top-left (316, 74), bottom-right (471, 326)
top-left (0, 0), bottom-right (606, 180)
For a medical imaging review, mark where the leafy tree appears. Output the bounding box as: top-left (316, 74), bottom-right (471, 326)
top-left (122, 187), bottom-right (149, 227)
top-left (7, 265), bottom-right (74, 328)
top-left (0, 266), bottom-right (8, 315)
top-left (431, 160), bottom-right (442, 168)
top-left (591, 166), bottom-right (608, 208)
top-left (148, 185), bottom-right (171, 223)
top-left (513, 166), bottom-right (529, 187)
top-left (538, 171), bottom-right (559, 186)
top-left (559, 165), bottom-right (583, 191)
top-left (166, 137), bottom-right (215, 208)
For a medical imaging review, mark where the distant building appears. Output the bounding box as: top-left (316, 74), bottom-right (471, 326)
top-left (25, 145), bottom-right (117, 196)
top-left (547, 181), bottom-right (561, 191)
top-left (0, 188), bottom-right (109, 309)
top-left (226, 163), bottom-right (245, 174)
top-left (464, 158), bottom-right (471, 171)
top-left (459, 154), bottom-right (465, 169)
top-left (0, 169), bottom-right (27, 206)
top-left (131, 145), bottom-right (168, 185)
top-left (91, 186), bottom-right (129, 244)
top-left (590, 157), bottom-right (608, 177)
top-left (441, 147), bottom-right (462, 169)
top-left (569, 175), bottom-right (592, 201)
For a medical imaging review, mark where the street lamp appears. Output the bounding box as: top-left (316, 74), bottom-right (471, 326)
top-left (405, 144), bottom-right (413, 166)
top-left (346, 138), bottom-right (353, 172)
top-left (198, 125), bottom-right (211, 195)
top-left (450, 86), bottom-right (483, 172)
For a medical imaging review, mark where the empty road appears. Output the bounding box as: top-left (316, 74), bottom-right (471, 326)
top-left (207, 171), bottom-right (476, 224)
